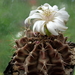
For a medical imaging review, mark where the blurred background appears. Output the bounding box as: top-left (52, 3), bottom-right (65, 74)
top-left (0, 0), bottom-right (75, 75)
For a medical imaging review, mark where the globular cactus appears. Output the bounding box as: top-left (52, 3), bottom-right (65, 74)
top-left (4, 31), bottom-right (75, 75)
top-left (11, 31), bottom-right (72, 75)
top-left (3, 3), bottom-right (75, 75)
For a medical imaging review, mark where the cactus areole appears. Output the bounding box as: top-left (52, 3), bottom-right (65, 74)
top-left (4, 3), bottom-right (75, 75)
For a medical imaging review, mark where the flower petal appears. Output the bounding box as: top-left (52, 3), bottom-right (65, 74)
top-left (33, 20), bottom-right (45, 33)
top-left (28, 13), bottom-right (42, 19)
top-left (24, 13), bottom-right (42, 24)
top-left (44, 3), bottom-right (51, 7)
top-left (29, 10), bottom-right (43, 16)
top-left (53, 19), bottom-right (68, 31)
top-left (44, 3), bottom-right (52, 9)
top-left (24, 17), bottom-right (31, 24)
top-left (52, 5), bottom-right (58, 11)
top-left (38, 3), bottom-right (52, 11)
top-left (29, 10), bottom-right (38, 16)
top-left (41, 24), bottom-right (46, 35)
top-left (47, 22), bottom-right (58, 35)
top-left (55, 8), bottom-right (70, 22)
top-left (54, 17), bottom-right (63, 22)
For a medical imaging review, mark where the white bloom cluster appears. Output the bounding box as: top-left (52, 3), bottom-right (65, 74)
top-left (24, 3), bottom-right (69, 35)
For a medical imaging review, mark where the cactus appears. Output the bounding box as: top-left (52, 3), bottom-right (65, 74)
top-left (4, 3), bottom-right (75, 75)
top-left (4, 30), bottom-right (75, 75)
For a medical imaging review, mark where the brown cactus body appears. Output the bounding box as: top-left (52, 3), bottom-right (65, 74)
top-left (11, 32), bottom-right (72, 75)
top-left (4, 31), bottom-right (75, 75)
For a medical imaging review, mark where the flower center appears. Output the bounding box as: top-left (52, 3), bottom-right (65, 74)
top-left (42, 9), bottom-right (55, 22)
top-left (44, 10), bottom-right (51, 17)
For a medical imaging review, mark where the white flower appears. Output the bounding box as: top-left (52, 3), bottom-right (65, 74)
top-left (24, 3), bottom-right (70, 35)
